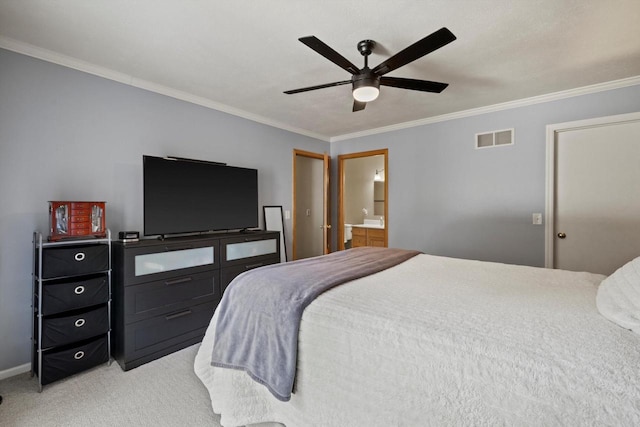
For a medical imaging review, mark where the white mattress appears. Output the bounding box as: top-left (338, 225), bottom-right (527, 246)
top-left (194, 254), bottom-right (640, 426)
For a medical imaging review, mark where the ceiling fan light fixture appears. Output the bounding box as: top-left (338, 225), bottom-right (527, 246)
top-left (352, 74), bottom-right (380, 102)
top-left (353, 85), bottom-right (379, 102)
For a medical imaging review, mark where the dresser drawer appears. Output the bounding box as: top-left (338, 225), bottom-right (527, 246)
top-left (40, 335), bottom-right (108, 385)
top-left (42, 305), bottom-right (109, 348)
top-left (124, 270), bottom-right (217, 324)
top-left (220, 265), bottom-right (249, 295)
top-left (220, 234), bottom-right (279, 268)
top-left (118, 239), bottom-right (218, 286)
top-left (41, 274), bottom-right (109, 316)
top-left (41, 244), bottom-right (109, 279)
top-left (123, 300), bottom-right (215, 362)
top-left (220, 257), bottom-right (279, 295)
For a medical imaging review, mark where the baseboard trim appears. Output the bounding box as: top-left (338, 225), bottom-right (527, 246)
top-left (0, 363), bottom-right (31, 381)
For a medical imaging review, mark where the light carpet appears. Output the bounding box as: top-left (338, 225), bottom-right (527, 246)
top-left (0, 344), bottom-right (221, 427)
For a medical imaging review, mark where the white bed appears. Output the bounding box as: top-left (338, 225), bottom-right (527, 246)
top-left (195, 254), bottom-right (640, 426)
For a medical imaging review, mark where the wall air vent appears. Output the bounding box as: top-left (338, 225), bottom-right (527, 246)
top-left (475, 128), bottom-right (514, 149)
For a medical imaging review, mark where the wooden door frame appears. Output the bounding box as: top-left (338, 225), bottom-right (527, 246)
top-left (338, 149), bottom-right (388, 250)
top-left (544, 111), bottom-right (640, 268)
top-left (322, 152), bottom-right (331, 254)
top-left (292, 149), bottom-right (331, 260)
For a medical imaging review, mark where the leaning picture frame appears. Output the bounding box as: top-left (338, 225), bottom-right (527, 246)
top-left (263, 205), bottom-right (287, 262)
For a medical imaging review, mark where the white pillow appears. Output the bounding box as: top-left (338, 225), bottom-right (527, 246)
top-left (596, 256), bottom-right (640, 334)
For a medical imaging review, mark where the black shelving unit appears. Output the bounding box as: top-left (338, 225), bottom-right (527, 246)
top-left (31, 231), bottom-right (112, 391)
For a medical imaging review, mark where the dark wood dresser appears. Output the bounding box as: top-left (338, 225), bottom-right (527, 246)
top-left (111, 230), bottom-right (279, 370)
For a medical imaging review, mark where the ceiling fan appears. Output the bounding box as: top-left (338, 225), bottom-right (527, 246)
top-left (284, 27), bottom-right (456, 112)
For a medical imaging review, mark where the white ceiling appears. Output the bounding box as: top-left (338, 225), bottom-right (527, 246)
top-left (1, 0), bottom-right (640, 141)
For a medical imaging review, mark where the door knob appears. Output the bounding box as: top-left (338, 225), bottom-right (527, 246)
top-left (557, 232), bottom-right (566, 239)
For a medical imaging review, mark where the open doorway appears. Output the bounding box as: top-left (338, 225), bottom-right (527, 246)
top-left (292, 149), bottom-right (331, 259)
top-left (338, 149), bottom-right (388, 250)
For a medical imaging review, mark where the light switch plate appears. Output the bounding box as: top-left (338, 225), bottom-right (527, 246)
top-left (532, 213), bottom-right (543, 225)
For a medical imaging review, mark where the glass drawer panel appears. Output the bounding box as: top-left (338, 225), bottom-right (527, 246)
top-left (134, 247), bottom-right (214, 276)
top-left (226, 239), bottom-right (277, 261)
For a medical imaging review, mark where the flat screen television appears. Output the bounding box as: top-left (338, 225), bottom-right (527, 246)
top-left (143, 155), bottom-right (258, 236)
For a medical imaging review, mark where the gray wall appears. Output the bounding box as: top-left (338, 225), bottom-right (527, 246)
top-left (0, 49), bottom-right (328, 372)
top-left (2, 46), bottom-right (640, 374)
top-left (331, 84), bottom-right (640, 266)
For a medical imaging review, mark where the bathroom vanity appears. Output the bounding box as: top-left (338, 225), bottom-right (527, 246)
top-left (351, 222), bottom-right (385, 248)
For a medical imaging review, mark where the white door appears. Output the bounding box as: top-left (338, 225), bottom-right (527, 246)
top-left (293, 150), bottom-right (331, 259)
top-left (547, 113), bottom-right (640, 275)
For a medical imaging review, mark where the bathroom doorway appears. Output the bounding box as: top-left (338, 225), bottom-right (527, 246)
top-left (338, 149), bottom-right (388, 250)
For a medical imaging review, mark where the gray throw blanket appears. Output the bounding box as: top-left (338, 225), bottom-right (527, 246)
top-left (210, 246), bottom-right (421, 401)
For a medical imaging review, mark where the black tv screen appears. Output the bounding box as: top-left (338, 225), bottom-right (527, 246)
top-left (143, 156), bottom-right (258, 236)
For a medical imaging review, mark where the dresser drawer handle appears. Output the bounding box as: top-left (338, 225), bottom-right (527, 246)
top-left (74, 351), bottom-right (85, 360)
top-left (165, 245), bottom-right (194, 252)
top-left (74, 252), bottom-right (86, 261)
top-left (74, 285), bottom-right (85, 295)
top-left (165, 277), bottom-right (192, 286)
top-left (165, 310), bottom-right (192, 321)
top-left (75, 318), bottom-right (86, 328)
top-left (245, 262), bottom-right (264, 270)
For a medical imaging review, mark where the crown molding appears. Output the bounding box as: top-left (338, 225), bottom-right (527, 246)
top-left (330, 75), bottom-right (640, 142)
top-left (0, 36), bottom-right (331, 142)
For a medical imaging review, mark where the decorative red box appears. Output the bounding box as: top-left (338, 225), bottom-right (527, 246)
top-left (48, 201), bottom-right (106, 241)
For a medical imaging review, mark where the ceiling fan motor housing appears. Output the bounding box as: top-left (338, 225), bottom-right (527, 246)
top-left (352, 70), bottom-right (380, 90)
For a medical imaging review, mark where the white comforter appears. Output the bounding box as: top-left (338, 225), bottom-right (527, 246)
top-left (194, 254), bottom-right (640, 426)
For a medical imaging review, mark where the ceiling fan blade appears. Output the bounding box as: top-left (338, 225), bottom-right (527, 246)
top-left (353, 100), bottom-right (366, 112)
top-left (284, 80), bottom-right (351, 95)
top-left (372, 27), bottom-right (456, 76)
top-left (299, 36), bottom-right (361, 75)
top-left (380, 77), bottom-right (449, 93)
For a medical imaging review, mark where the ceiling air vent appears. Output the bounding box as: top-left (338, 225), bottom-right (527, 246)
top-left (475, 128), bottom-right (514, 149)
